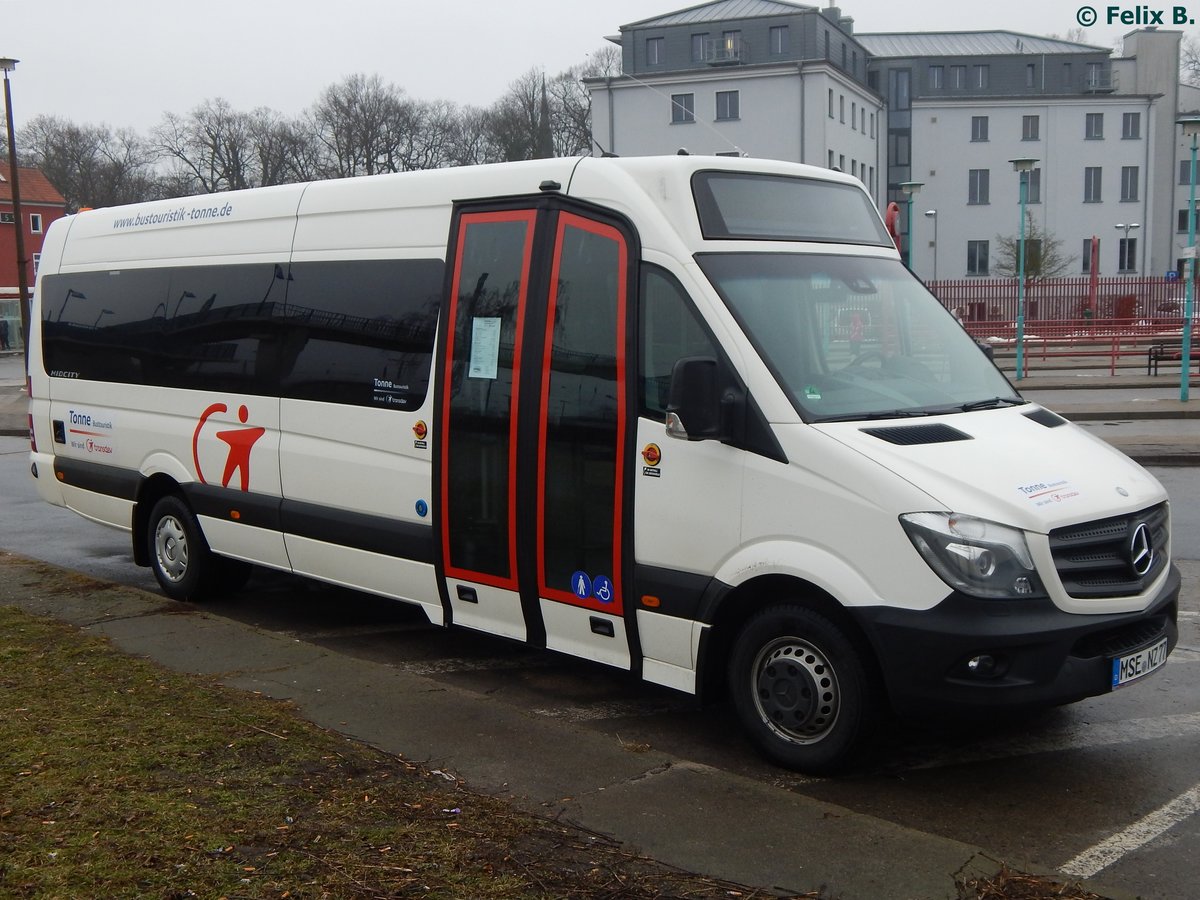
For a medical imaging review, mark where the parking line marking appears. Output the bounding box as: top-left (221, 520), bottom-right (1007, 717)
top-left (1060, 782), bottom-right (1200, 878)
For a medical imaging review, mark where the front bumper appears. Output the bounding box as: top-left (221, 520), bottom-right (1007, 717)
top-left (852, 563), bottom-right (1181, 715)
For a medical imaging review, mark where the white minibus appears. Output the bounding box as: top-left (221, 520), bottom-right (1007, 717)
top-left (27, 155), bottom-right (1179, 772)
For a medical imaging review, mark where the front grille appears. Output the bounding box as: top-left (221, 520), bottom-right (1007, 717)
top-left (1049, 503), bottom-right (1169, 599)
top-left (1073, 618), bottom-right (1167, 659)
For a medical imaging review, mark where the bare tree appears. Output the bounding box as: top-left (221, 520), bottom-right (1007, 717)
top-left (1183, 35), bottom-right (1200, 87)
top-left (19, 115), bottom-right (161, 211)
top-left (154, 98), bottom-right (257, 194)
top-left (994, 212), bottom-right (1076, 279)
top-left (310, 73), bottom-right (416, 178)
top-left (551, 45), bottom-right (622, 157)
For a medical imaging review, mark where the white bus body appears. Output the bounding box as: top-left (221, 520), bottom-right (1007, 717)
top-left (27, 156), bottom-right (1179, 772)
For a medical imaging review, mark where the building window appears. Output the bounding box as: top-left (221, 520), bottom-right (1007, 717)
top-left (647, 37), bottom-right (664, 65)
top-left (1082, 239), bottom-right (1098, 273)
top-left (691, 33), bottom-right (707, 62)
top-left (891, 133), bottom-right (910, 166)
top-left (825, 31), bottom-right (831, 60)
top-left (1118, 238), bottom-right (1137, 273)
top-left (1026, 168), bottom-right (1042, 204)
top-left (838, 153), bottom-right (845, 172)
top-left (671, 93), bottom-right (695, 123)
top-left (973, 65), bottom-right (989, 88)
top-left (839, 95), bottom-right (845, 123)
top-left (968, 169), bottom-right (990, 205)
top-left (1180, 208), bottom-right (1194, 233)
top-left (1084, 166), bottom-right (1102, 202)
top-left (967, 241), bottom-right (990, 275)
top-left (861, 107), bottom-right (866, 132)
top-left (828, 89), bottom-right (834, 118)
top-left (888, 70), bottom-right (911, 112)
top-left (1022, 115), bottom-right (1040, 141)
top-left (1181, 160), bottom-right (1197, 184)
top-left (851, 160), bottom-right (857, 177)
top-left (722, 30), bottom-right (741, 60)
top-left (1120, 166), bottom-right (1139, 202)
top-left (841, 43), bottom-right (847, 70)
top-left (30, 213), bottom-right (42, 234)
top-left (928, 65), bottom-right (944, 89)
top-left (971, 116), bottom-right (988, 141)
top-left (716, 90), bottom-right (739, 121)
top-left (33, 252), bottom-right (41, 277)
top-left (852, 50), bottom-right (858, 75)
top-left (870, 113), bottom-right (875, 138)
top-left (950, 65), bottom-right (966, 89)
top-left (770, 25), bottom-right (788, 55)
top-left (851, 101), bottom-right (857, 130)
top-left (1026, 63), bottom-right (1036, 87)
top-left (1085, 112), bottom-right (1104, 140)
top-left (1122, 112), bottom-right (1141, 139)
top-left (829, 149), bottom-right (835, 169)
top-left (1063, 62), bottom-right (1073, 86)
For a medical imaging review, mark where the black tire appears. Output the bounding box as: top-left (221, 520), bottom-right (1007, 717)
top-left (146, 494), bottom-right (220, 602)
top-left (728, 604), bottom-right (875, 774)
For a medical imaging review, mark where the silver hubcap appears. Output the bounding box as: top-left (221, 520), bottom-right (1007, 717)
top-left (154, 515), bottom-right (189, 583)
top-left (752, 637), bottom-right (840, 745)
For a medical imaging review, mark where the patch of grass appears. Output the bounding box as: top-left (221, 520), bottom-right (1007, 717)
top-left (0, 605), bottom-right (790, 898)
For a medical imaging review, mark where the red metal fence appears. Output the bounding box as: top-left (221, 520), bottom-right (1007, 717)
top-left (926, 276), bottom-right (1189, 324)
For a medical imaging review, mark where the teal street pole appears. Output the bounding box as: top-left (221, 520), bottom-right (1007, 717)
top-left (1179, 115), bottom-right (1199, 402)
top-left (899, 181), bottom-right (923, 271)
top-left (1010, 158), bottom-right (1038, 381)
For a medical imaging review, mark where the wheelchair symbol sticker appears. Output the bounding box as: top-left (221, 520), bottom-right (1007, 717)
top-left (571, 571), bottom-right (593, 600)
top-left (592, 575), bottom-right (614, 604)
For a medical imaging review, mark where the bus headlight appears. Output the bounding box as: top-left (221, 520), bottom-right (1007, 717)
top-left (900, 512), bottom-right (1045, 600)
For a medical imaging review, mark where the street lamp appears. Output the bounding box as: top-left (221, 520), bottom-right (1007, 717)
top-left (924, 210), bottom-right (938, 281)
top-left (1177, 112), bottom-right (1200, 402)
top-left (0, 58), bottom-right (28, 355)
top-left (1010, 157), bottom-right (1039, 381)
top-left (898, 181), bottom-right (923, 270)
top-left (1114, 223), bottom-right (1140, 274)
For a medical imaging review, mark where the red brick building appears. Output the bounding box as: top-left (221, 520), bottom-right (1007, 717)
top-left (1, 162), bottom-right (67, 350)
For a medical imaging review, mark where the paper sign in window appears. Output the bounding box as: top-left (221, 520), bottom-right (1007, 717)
top-left (468, 317), bottom-right (501, 380)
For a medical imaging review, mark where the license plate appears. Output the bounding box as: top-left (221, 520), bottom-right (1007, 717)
top-left (1111, 637), bottom-right (1169, 688)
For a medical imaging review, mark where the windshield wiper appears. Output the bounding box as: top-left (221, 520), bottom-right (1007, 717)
top-left (958, 396), bottom-right (1026, 412)
top-left (812, 409), bottom-right (933, 423)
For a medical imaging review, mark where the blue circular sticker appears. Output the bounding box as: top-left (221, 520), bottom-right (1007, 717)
top-left (570, 571), bottom-right (592, 600)
top-left (415, 499), bottom-right (428, 518)
top-left (592, 575), bottom-right (615, 604)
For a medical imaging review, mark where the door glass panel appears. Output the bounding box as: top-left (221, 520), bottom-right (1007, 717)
top-left (443, 212), bottom-right (534, 585)
top-left (538, 215), bottom-right (627, 612)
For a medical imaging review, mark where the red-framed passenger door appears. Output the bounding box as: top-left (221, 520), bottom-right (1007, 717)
top-left (436, 202), bottom-right (635, 670)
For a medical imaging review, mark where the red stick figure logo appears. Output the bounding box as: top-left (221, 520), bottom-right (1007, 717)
top-left (192, 403), bottom-right (266, 491)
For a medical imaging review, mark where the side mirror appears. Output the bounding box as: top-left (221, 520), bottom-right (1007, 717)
top-left (665, 356), bottom-right (720, 441)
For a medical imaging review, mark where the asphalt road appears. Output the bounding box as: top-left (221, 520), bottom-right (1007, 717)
top-left (2, 433), bottom-right (1198, 898)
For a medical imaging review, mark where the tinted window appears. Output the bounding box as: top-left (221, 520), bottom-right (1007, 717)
top-left (279, 259), bottom-right (442, 409)
top-left (41, 258), bottom-right (442, 406)
top-left (639, 266), bottom-right (718, 418)
top-left (693, 172), bottom-right (891, 246)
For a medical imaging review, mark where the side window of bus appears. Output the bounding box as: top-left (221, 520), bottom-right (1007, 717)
top-left (639, 266), bottom-right (720, 419)
top-left (279, 259), bottom-right (442, 409)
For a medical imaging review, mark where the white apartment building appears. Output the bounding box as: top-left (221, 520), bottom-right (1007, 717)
top-left (587, 1), bottom-right (1194, 280)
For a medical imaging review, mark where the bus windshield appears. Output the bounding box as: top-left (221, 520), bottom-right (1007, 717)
top-left (695, 253), bottom-right (1022, 423)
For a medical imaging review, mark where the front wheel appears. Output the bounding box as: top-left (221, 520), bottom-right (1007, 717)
top-left (728, 604), bottom-right (876, 773)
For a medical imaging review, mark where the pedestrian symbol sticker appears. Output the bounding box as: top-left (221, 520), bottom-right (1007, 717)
top-left (571, 571), bottom-right (592, 600)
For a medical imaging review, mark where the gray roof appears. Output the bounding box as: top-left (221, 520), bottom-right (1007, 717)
top-left (624, 0), bottom-right (815, 29)
top-left (856, 31), bottom-right (1108, 58)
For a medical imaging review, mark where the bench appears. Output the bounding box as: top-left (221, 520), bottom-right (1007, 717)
top-left (1146, 340), bottom-right (1200, 375)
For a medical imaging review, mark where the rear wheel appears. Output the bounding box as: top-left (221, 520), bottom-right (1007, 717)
top-left (147, 495), bottom-right (249, 601)
top-left (729, 604), bottom-right (875, 773)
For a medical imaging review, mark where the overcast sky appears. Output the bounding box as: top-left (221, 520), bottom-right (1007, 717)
top-left (0, 0), bottom-right (1185, 134)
